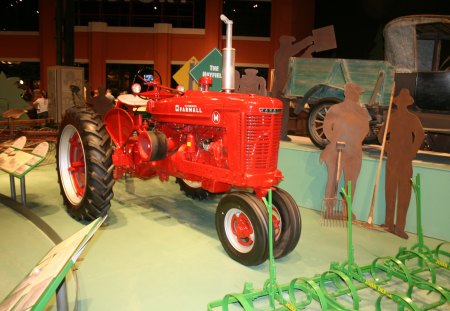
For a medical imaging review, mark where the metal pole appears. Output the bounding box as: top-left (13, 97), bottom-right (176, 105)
top-left (267, 190), bottom-right (275, 308)
top-left (10, 175), bottom-right (16, 200)
top-left (20, 177), bottom-right (26, 205)
top-left (56, 279), bottom-right (69, 311)
top-left (347, 181), bottom-right (354, 267)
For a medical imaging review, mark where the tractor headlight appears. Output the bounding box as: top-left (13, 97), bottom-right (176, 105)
top-left (131, 83), bottom-right (141, 94)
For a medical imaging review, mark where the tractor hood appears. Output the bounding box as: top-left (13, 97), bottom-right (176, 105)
top-left (148, 90), bottom-right (283, 126)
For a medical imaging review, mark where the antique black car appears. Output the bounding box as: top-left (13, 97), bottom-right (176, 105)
top-left (286, 15), bottom-right (450, 152)
top-left (385, 15), bottom-right (450, 152)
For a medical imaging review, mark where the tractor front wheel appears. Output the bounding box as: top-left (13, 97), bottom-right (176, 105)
top-left (272, 188), bottom-right (301, 258)
top-left (56, 107), bottom-right (114, 221)
top-left (216, 192), bottom-right (269, 266)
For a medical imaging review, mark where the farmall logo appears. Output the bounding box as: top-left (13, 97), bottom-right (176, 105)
top-left (175, 104), bottom-right (203, 113)
top-left (259, 108), bottom-right (282, 114)
top-left (212, 111), bottom-right (220, 124)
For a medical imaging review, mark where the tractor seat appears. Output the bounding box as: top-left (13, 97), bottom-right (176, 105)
top-left (117, 94), bottom-right (148, 107)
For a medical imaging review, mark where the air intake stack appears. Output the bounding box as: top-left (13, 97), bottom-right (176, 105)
top-left (220, 14), bottom-right (235, 93)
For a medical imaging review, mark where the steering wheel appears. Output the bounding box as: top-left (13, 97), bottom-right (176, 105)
top-left (132, 66), bottom-right (163, 99)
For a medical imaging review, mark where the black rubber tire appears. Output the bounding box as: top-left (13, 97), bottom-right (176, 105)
top-left (272, 187), bottom-right (302, 259)
top-left (176, 178), bottom-right (211, 200)
top-left (307, 101), bottom-right (335, 149)
top-left (56, 107), bottom-right (115, 221)
top-left (216, 192), bottom-right (269, 266)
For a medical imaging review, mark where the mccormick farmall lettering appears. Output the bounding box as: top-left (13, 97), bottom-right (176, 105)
top-left (259, 108), bottom-right (282, 114)
top-left (175, 104), bottom-right (203, 113)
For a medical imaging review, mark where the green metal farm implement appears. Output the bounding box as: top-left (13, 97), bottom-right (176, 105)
top-left (208, 175), bottom-right (450, 310)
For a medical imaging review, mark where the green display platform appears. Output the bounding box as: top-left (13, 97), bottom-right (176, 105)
top-left (278, 137), bottom-right (450, 242)
top-left (1, 158), bottom-right (448, 310)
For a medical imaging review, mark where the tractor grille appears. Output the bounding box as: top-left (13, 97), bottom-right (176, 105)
top-left (244, 113), bottom-right (282, 171)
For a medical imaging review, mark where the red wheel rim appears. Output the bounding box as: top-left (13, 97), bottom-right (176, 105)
top-left (68, 132), bottom-right (86, 197)
top-left (231, 213), bottom-right (254, 247)
top-left (224, 208), bottom-right (255, 253)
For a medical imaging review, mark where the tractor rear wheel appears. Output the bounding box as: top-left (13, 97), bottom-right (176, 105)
top-left (216, 192), bottom-right (269, 266)
top-left (272, 188), bottom-right (301, 258)
top-left (176, 178), bottom-right (211, 200)
top-left (56, 107), bottom-right (114, 221)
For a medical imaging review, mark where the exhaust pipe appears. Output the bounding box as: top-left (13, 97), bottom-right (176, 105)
top-left (220, 14), bottom-right (235, 93)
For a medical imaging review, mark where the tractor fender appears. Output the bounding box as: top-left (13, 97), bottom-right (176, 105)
top-left (104, 108), bottom-right (134, 148)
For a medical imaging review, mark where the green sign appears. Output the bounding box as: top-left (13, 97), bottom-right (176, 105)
top-left (189, 48), bottom-right (223, 92)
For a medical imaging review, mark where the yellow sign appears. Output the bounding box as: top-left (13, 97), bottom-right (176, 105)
top-left (173, 56), bottom-right (199, 90)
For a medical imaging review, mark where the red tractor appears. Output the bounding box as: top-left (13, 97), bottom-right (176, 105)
top-left (56, 16), bottom-right (301, 266)
top-left (56, 71), bottom-right (301, 266)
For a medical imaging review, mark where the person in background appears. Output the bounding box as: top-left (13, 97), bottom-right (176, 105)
top-left (90, 86), bottom-right (115, 118)
top-left (105, 88), bottom-right (116, 105)
top-left (32, 90), bottom-right (49, 119)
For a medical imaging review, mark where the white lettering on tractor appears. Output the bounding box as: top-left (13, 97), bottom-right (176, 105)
top-left (259, 108), bottom-right (282, 114)
top-left (175, 104), bottom-right (203, 113)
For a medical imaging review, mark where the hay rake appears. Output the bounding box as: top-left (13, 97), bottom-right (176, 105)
top-left (207, 175), bottom-right (449, 310)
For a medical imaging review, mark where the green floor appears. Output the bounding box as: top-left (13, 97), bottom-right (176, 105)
top-left (0, 160), bottom-right (449, 310)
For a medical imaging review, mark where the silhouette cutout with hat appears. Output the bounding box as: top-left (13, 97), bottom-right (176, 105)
top-left (378, 88), bottom-right (424, 239)
top-left (320, 83), bottom-right (369, 209)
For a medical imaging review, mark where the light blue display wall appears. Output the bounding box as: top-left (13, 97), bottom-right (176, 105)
top-left (278, 139), bottom-right (450, 242)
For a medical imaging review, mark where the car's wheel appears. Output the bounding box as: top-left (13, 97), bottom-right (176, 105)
top-left (216, 192), bottom-right (269, 266)
top-left (56, 107), bottom-right (115, 221)
top-left (176, 178), bottom-right (211, 200)
top-left (272, 188), bottom-right (301, 258)
top-left (307, 101), bottom-right (335, 149)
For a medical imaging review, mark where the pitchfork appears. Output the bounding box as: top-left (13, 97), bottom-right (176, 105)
top-left (322, 141), bottom-right (347, 226)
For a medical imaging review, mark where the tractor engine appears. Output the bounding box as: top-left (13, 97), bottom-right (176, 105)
top-left (105, 88), bottom-right (284, 197)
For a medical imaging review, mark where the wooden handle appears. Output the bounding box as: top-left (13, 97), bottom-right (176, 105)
top-left (367, 83), bottom-right (395, 224)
